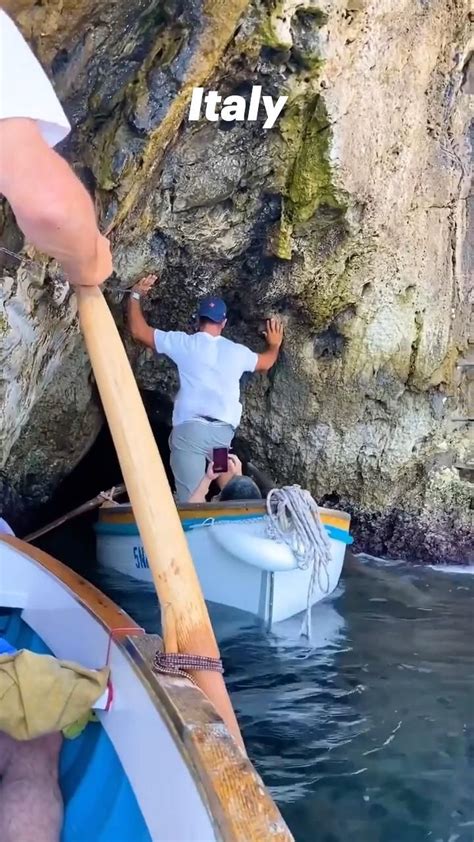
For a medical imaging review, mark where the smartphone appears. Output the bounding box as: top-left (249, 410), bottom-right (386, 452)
top-left (212, 447), bottom-right (229, 473)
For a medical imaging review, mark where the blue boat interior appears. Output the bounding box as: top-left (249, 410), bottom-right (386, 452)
top-left (0, 608), bottom-right (152, 842)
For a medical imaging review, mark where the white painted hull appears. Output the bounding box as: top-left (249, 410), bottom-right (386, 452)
top-left (0, 539), bottom-right (214, 841)
top-left (96, 515), bottom-right (349, 625)
top-left (0, 536), bottom-right (291, 841)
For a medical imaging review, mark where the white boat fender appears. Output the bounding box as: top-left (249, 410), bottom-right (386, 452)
top-left (209, 521), bottom-right (298, 572)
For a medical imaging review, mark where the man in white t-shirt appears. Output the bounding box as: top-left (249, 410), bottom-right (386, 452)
top-left (128, 274), bottom-right (283, 501)
top-left (0, 10), bottom-right (111, 286)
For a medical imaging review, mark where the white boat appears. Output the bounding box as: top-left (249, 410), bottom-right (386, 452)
top-left (0, 534), bottom-right (292, 841)
top-left (95, 500), bottom-right (353, 625)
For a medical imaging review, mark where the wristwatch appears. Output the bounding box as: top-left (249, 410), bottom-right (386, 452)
top-left (131, 291), bottom-right (141, 301)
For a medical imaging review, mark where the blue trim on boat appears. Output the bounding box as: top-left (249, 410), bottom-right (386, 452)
top-left (95, 522), bottom-right (143, 537)
top-left (0, 608), bottom-right (152, 842)
top-left (326, 525), bottom-right (353, 545)
top-left (95, 515), bottom-right (353, 545)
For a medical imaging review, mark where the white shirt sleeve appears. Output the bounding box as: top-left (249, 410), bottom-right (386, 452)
top-left (237, 343), bottom-right (258, 374)
top-left (0, 10), bottom-right (70, 147)
top-left (154, 330), bottom-right (190, 364)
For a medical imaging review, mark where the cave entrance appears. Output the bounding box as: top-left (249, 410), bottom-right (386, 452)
top-left (34, 392), bottom-right (174, 528)
top-left (30, 394), bottom-right (173, 571)
top-left (57, 418), bottom-right (173, 510)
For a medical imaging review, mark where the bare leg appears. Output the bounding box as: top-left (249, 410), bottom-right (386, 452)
top-left (0, 732), bottom-right (63, 842)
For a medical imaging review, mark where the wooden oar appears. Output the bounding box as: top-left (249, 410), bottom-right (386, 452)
top-left (76, 286), bottom-right (243, 748)
top-left (24, 484), bottom-right (126, 543)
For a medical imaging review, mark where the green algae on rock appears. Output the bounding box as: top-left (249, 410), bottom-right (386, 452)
top-left (286, 97), bottom-right (344, 222)
top-left (274, 94), bottom-right (347, 259)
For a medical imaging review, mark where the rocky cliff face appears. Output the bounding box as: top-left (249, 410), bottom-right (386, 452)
top-left (1, 0), bottom-right (472, 561)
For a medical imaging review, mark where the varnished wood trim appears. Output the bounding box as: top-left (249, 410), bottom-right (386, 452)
top-left (0, 536), bottom-right (143, 637)
top-left (100, 500), bottom-right (352, 527)
top-left (127, 636), bottom-right (293, 842)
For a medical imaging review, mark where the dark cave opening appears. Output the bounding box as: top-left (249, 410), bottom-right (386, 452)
top-left (30, 391), bottom-right (174, 536)
top-left (26, 392), bottom-right (174, 570)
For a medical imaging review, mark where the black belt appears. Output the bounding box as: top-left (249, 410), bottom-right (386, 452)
top-left (197, 416), bottom-right (235, 431)
top-left (198, 416), bottom-right (224, 423)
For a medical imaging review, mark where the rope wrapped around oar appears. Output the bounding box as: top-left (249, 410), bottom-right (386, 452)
top-left (153, 652), bottom-right (224, 686)
top-left (265, 486), bottom-right (333, 639)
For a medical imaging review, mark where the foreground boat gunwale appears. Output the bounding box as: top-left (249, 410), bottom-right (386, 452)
top-left (1, 534), bottom-right (144, 637)
top-left (0, 536), bottom-right (293, 841)
top-left (124, 634), bottom-right (291, 841)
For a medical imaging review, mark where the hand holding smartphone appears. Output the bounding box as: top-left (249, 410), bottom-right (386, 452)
top-left (212, 447), bottom-right (229, 473)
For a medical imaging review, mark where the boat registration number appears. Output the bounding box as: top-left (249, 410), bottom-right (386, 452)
top-left (133, 546), bottom-right (149, 569)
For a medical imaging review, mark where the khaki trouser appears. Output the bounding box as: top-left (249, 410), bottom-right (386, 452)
top-left (170, 420), bottom-right (234, 502)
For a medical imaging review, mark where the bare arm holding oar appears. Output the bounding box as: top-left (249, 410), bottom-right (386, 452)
top-left (0, 119), bottom-right (111, 286)
top-left (0, 11), bottom-right (111, 287)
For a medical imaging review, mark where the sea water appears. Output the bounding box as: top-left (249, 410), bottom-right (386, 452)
top-left (44, 527), bottom-right (474, 842)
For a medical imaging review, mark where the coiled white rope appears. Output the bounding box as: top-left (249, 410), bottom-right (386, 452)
top-left (265, 486), bottom-right (333, 638)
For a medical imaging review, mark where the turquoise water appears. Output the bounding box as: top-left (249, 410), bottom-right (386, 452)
top-left (42, 527), bottom-right (474, 842)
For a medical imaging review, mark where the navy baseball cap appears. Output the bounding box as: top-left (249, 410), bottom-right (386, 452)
top-left (198, 296), bottom-right (227, 323)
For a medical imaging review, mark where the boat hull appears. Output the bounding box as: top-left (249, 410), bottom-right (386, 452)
top-left (0, 536), bottom-right (292, 841)
top-left (95, 504), bottom-right (352, 624)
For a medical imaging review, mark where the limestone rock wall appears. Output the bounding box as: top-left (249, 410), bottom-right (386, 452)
top-left (1, 0), bottom-right (472, 560)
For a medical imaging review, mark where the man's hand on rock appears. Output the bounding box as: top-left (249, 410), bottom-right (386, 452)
top-left (133, 274), bottom-right (158, 296)
top-left (264, 318), bottom-right (284, 349)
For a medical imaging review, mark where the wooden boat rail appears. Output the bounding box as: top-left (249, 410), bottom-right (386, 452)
top-left (126, 635), bottom-right (290, 842)
top-left (103, 498), bottom-right (352, 523)
top-left (1, 535), bottom-right (142, 637)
